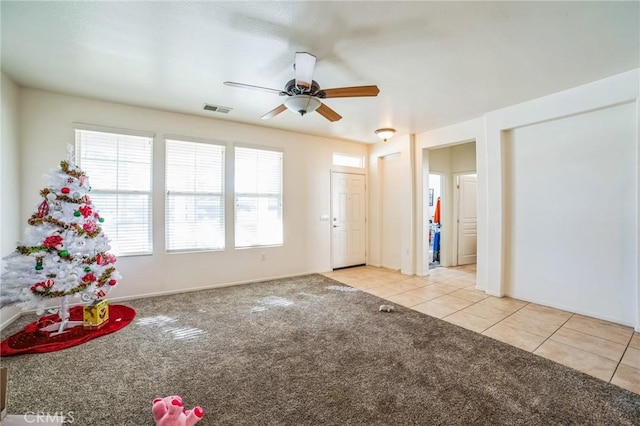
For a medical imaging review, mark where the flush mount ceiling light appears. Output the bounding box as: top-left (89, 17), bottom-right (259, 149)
top-left (284, 94), bottom-right (321, 116)
top-left (375, 128), bottom-right (396, 142)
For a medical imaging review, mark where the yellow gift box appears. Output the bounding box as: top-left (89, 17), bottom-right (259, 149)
top-left (83, 299), bottom-right (109, 329)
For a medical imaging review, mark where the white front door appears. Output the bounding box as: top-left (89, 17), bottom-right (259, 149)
top-left (331, 172), bottom-right (366, 269)
top-left (457, 174), bottom-right (477, 265)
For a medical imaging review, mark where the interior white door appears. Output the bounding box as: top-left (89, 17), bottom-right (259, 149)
top-left (331, 172), bottom-right (366, 269)
top-left (457, 174), bottom-right (477, 265)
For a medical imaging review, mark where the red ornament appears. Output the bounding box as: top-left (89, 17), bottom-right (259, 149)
top-left (61, 187), bottom-right (70, 194)
top-left (82, 273), bottom-right (97, 283)
top-left (79, 205), bottom-right (93, 218)
top-left (108, 279), bottom-right (117, 286)
top-left (83, 221), bottom-right (98, 233)
top-left (82, 194), bottom-right (92, 204)
top-left (37, 199), bottom-right (50, 218)
top-left (43, 235), bottom-right (63, 249)
top-left (96, 290), bottom-right (106, 298)
top-left (30, 279), bottom-right (53, 293)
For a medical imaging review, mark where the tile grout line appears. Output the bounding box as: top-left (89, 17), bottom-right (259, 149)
top-left (438, 289), bottom-right (506, 327)
top-left (529, 313), bottom-right (575, 355)
top-left (609, 332), bottom-right (636, 384)
top-left (561, 321), bottom-right (635, 347)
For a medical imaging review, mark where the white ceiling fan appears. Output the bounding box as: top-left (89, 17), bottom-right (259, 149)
top-left (224, 52), bottom-right (380, 122)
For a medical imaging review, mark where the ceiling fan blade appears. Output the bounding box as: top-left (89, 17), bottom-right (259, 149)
top-left (294, 52), bottom-right (316, 90)
top-left (316, 102), bottom-right (342, 122)
top-left (224, 81), bottom-right (283, 95)
top-left (261, 104), bottom-right (287, 120)
top-left (321, 85), bottom-right (380, 98)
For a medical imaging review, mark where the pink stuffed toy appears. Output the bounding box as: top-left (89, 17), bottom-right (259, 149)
top-left (152, 395), bottom-right (204, 426)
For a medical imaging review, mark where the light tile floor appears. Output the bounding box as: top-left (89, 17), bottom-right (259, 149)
top-left (322, 265), bottom-right (640, 395)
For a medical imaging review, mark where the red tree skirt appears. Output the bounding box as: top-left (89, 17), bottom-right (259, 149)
top-left (1, 304), bottom-right (136, 356)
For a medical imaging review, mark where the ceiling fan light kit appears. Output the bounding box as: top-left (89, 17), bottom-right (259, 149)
top-left (224, 52), bottom-right (380, 122)
top-left (285, 95), bottom-right (321, 116)
top-left (375, 128), bottom-right (395, 142)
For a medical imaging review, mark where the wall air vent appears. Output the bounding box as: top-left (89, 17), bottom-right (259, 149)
top-left (203, 104), bottom-right (232, 114)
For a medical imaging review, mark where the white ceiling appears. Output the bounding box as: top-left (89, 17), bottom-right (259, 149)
top-left (2, 1), bottom-right (638, 144)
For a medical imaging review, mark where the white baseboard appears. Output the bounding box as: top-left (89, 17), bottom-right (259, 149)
top-left (0, 310), bottom-right (22, 333)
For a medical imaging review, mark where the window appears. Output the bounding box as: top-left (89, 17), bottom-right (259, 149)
top-left (165, 139), bottom-right (225, 252)
top-left (75, 126), bottom-right (153, 256)
top-left (235, 146), bottom-right (283, 248)
top-left (333, 153), bottom-right (364, 168)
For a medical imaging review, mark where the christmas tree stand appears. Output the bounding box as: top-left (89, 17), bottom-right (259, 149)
top-left (38, 296), bottom-right (84, 336)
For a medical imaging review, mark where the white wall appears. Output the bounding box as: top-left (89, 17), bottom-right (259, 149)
top-left (368, 134), bottom-right (415, 275)
top-left (484, 69), bottom-right (639, 328)
top-left (380, 153), bottom-right (402, 270)
top-left (0, 72), bottom-right (22, 328)
top-left (16, 88), bottom-right (368, 302)
top-left (503, 102), bottom-right (636, 324)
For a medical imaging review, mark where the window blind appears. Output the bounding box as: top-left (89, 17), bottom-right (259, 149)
top-left (235, 146), bottom-right (283, 248)
top-left (75, 128), bottom-right (153, 256)
top-left (165, 139), bottom-right (225, 252)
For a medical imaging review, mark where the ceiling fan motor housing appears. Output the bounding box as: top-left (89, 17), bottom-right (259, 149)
top-left (284, 79), bottom-right (324, 97)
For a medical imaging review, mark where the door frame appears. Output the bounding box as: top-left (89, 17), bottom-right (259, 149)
top-left (330, 170), bottom-right (367, 270)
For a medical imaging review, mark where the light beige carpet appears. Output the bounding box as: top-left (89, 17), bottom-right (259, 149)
top-left (1, 274), bottom-right (639, 425)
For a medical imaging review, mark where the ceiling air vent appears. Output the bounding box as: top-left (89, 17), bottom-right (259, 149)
top-left (203, 104), bottom-right (232, 114)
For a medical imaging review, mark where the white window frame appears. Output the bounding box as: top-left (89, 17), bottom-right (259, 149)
top-left (234, 145), bottom-right (284, 248)
top-left (74, 124), bottom-right (154, 256)
top-left (333, 153), bottom-right (365, 168)
top-left (165, 137), bottom-right (225, 252)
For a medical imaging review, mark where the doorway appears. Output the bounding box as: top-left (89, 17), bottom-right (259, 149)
top-left (428, 173), bottom-right (443, 269)
top-left (331, 172), bottom-right (366, 269)
top-left (423, 141), bottom-right (477, 272)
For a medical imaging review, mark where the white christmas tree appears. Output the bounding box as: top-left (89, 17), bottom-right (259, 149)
top-left (1, 149), bottom-right (121, 334)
